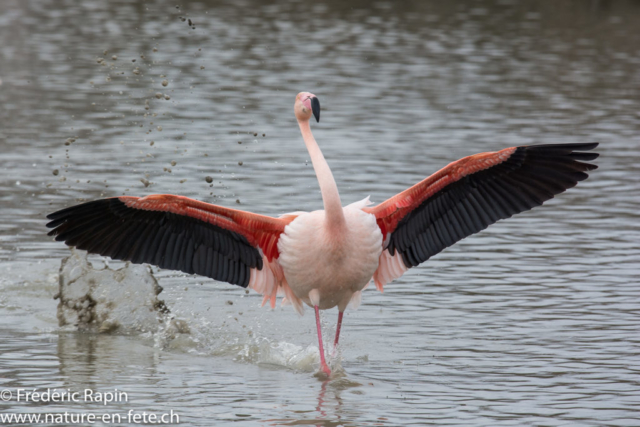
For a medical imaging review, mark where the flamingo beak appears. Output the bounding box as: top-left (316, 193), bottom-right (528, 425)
top-left (311, 97), bottom-right (320, 123)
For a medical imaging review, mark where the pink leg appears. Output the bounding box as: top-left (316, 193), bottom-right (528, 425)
top-left (315, 305), bottom-right (331, 376)
top-left (333, 311), bottom-right (344, 349)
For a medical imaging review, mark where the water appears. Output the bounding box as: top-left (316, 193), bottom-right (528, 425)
top-left (1, 0), bottom-right (639, 425)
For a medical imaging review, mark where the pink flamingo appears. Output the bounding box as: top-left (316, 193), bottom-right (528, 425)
top-left (47, 92), bottom-right (598, 376)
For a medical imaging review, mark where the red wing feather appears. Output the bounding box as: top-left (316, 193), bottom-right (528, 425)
top-left (365, 147), bottom-right (517, 239)
top-left (47, 195), bottom-right (294, 288)
top-left (366, 143), bottom-right (599, 276)
top-left (120, 194), bottom-right (289, 262)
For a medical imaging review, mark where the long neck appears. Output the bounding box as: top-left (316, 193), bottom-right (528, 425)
top-left (298, 119), bottom-right (345, 230)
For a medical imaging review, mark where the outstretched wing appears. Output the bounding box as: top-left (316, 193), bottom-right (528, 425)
top-left (365, 143), bottom-right (599, 290)
top-left (46, 195), bottom-right (294, 296)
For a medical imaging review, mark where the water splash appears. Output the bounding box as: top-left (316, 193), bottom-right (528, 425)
top-left (55, 249), bottom-right (168, 333)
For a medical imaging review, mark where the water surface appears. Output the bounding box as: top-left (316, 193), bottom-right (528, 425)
top-left (1, 0), bottom-right (639, 425)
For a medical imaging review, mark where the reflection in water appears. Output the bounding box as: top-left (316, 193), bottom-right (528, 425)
top-left (1, 0), bottom-right (639, 425)
top-left (56, 332), bottom-right (163, 395)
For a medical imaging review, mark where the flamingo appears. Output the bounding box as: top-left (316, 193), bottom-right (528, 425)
top-left (47, 92), bottom-right (599, 376)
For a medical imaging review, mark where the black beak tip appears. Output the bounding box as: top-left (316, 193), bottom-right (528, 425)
top-left (311, 97), bottom-right (320, 123)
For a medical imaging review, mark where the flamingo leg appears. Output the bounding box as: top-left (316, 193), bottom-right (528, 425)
top-left (315, 305), bottom-right (332, 376)
top-left (333, 311), bottom-right (344, 350)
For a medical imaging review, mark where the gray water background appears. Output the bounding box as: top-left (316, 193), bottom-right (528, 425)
top-left (0, 0), bottom-right (639, 425)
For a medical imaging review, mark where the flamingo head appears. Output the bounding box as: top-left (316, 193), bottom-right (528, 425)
top-left (294, 92), bottom-right (320, 123)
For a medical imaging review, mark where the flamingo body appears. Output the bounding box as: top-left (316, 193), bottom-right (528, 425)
top-left (278, 199), bottom-right (382, 312)
top-left (47, 92), bottom-right (599, 376)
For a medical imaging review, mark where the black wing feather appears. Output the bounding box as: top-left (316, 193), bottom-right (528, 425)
top-left (387, 143), bottom-right (599, 268)
top-left (46, 198), bottom-right (262, 288)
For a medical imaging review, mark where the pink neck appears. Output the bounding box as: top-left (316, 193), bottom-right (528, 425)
top-left (298, 119), bottom-right (345, 231)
